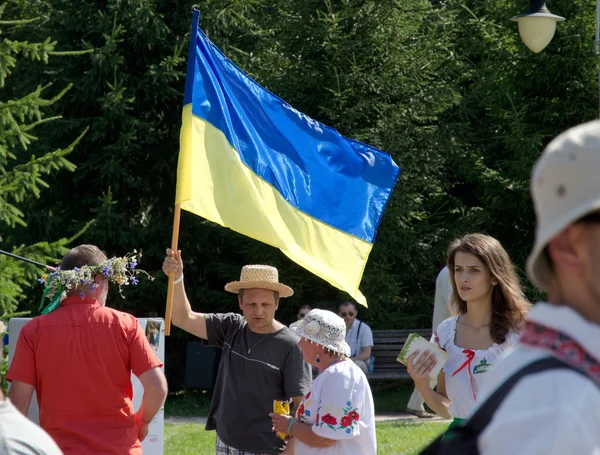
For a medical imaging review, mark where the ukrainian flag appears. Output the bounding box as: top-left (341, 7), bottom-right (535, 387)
top-left (176, 10), bottom-right (400, 306)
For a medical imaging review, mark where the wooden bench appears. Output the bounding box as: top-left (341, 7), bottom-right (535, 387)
top-left (367, 328), bottom-right (432, 382)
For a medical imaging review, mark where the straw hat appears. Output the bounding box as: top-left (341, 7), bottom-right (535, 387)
top-left (527, 120), bottom-right (600, 292)
top-left (224, 264), bottom-right (293, 297)
top-left (290, 309), bottom-right (351, 357)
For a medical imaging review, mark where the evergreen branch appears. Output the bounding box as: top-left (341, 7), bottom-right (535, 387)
top-left (0, 82), bottom-right (54, 112)
top-left (43, 83), bottom-right (74, 106)
top-left (1, 116), bottom-right (63, 145)
top-left (47, 49), bottom-right (94, 56)
top-left (0, 17), bottom-right (42, 26)
top-left (18, 115), bottom-right (63, 133)
top-left (0, 126), bottom-right (87, 205)
top-left (0, 310), bottom-right (30, 319)
top-left (0, 83), bottom-right (72, 149)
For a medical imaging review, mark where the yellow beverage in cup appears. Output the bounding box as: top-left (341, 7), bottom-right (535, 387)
top-left (273, 399), bottom-right (291, 440)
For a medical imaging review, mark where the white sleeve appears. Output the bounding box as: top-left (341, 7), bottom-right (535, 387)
top-left (431, 317), bottom-right (452, 351)
top-left (311, 372), bottom-right (366, 440)
top-left (479, 403), bottom-right (593, 455)
top-left (479, 377), bottom-right (599, 455)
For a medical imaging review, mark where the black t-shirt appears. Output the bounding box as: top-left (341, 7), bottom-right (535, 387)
top-left (204, 313), bottom-right (312, 453)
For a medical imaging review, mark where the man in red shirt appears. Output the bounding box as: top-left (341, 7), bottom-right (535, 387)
top-left (7, 244), bottom-right (167, 455)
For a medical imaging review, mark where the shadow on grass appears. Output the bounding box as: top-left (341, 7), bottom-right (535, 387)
top-left (165, 389), bottom-right (213, 417)
top-left (372, 383), bottom-right (415, 413)
top-left (166, 383), bottom-right (417, 418)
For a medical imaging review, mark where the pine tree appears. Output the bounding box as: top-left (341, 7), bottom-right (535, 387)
top-left (0, 2), bottom-right (88, 317)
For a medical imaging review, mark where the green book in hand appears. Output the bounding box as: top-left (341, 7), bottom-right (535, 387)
top-left (397, 333), bottom-right (448, 379)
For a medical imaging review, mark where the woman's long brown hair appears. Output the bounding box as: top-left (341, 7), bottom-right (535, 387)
top-left (447, 233), bottom-right (531, 344)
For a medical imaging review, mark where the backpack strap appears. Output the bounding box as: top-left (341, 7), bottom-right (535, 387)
top-left (465, 356), bottom-right (592, 433)
top-left (352, 321), bottom-right (362, 357)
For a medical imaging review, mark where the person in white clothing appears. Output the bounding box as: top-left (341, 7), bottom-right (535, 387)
top-left (431, 266), bottom-right (454, 330)
top-left (473, 121), bottom-right (600, 455)
top-left (407, 233), bottom-right (530, 434)
top-left (0, 324), bottom-right (63, 455)
top-left (271, 309), bottom-right (376, 455)
top-left (338, 301), bottom-right (374, 374)
top-left (407, 266), bottom-right (454, 417)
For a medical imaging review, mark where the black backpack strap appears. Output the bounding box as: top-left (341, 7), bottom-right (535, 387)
top-left (466, 356), bottom-right (589, 433)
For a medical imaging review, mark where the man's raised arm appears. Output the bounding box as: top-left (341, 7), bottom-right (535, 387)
top-left (162, 249), bottom-right (207, 339)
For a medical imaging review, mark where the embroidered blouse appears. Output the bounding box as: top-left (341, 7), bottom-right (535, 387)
top-left (433, 316), bottom-right (520, 419)
top-left (293, 360), bottom-right (376, 454)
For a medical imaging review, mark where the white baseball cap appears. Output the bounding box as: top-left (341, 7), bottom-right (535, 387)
top-left (527, 120), bottom-right (600, 292)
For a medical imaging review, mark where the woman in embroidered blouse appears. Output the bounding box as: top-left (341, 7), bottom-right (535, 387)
top-left (407, 233), bottom-right (531, 431)
top-left (270, 309), bottom-right (376, 455)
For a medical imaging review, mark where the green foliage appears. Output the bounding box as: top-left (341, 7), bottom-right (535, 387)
top-left (0, 0), bottom-right (88, 316)
top-left (1, 342), bottom-right (7, 393)
top-left (6, 0), bottom-right (599, 391)
top-left (433, 0), bottom-right (596, 302)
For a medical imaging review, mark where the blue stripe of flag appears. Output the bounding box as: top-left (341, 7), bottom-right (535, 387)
top-left (183, 11), bottom-right (399, 243)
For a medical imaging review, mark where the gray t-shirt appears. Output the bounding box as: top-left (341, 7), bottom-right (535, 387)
top-left (0, 398), bottom-right (63, 454)
top-left (204, 313), bottom-right (311, 454)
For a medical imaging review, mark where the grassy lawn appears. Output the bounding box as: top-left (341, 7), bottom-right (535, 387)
top-left (165, 421), bottom-right (447, 454)
top-left (377, 421), bottom-right (447, 454)
top-left (164, 384), bottom-right (444, 453)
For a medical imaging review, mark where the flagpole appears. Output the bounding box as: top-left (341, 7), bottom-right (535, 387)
top-left (165, 203), bottom-right (181, 336)
top-left (0, 249), bottom-right (56, 271)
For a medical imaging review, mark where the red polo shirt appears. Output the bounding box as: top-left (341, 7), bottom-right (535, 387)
top-left (6, 296), bottom-right (162, 455)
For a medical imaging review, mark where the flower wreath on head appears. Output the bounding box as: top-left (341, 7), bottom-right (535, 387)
top-left (37, 250), bottom-right (154, 315)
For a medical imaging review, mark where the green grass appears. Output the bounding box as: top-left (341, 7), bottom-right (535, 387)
top-left (377, 421), bottom-right (448, 454)
top-left (165, 421), bottom-right (448, 455)
top-left (163, 385), bottom-right (439, 454)
top-left (165, 423), bottom-right (215, 453)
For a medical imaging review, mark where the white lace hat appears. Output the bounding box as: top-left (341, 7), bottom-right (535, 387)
top-left (527, 120), bottom-right (600, 292)
top-left (290, 309), bottom-right (350, 357)
top-left (225, 264), bottom-right (293, 297)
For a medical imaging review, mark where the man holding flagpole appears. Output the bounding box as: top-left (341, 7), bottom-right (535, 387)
top-left (164, 8), bottom-right (400, 333)
top-left (161, 9), bottom-right (400, 452)
top-left (163, 249), bottom-right (311, 455)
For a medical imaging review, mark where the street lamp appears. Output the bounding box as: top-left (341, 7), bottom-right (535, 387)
top-left (512, 1), bottom-right (600, 118)
top-left (510, 1), bottom-right (565, 53)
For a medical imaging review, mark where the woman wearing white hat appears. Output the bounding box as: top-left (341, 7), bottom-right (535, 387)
top-left (270, 309), bottom-right (376, 454)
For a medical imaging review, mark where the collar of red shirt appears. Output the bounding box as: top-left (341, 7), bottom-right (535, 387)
top-left (60, 295), bottom-right (100, 307)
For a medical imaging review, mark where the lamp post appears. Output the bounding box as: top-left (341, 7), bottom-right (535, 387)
top-left (510, 1), bottom-right (565, 53)
top-left (512, 1), bottom-right (600, 118)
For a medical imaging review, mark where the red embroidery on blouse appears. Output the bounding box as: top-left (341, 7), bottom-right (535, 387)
top-left (341, 416), bottom-right (353, 427)
top-left (452, 349), bottom-right (477, 400)
top-left (520, 321), bottom-right (600, 386)
top-left (321, 414), bottom-right (337, 425)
